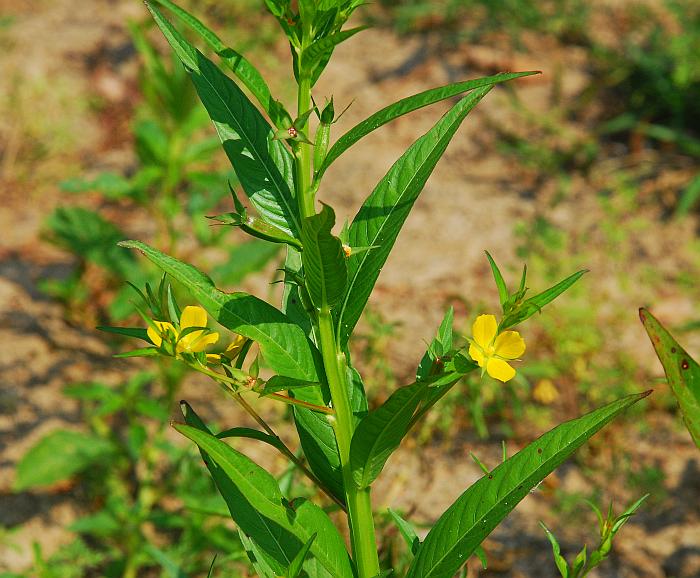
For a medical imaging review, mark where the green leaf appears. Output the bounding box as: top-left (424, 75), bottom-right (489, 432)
top-left (500, 269), bottom-right (587, 330)
top-left (300, 204), bottom-right (348, 309)
top-left (316, 72), bottom-right (538, 181)
top-left (216, 427), bottom-right (288, 454)
top-left (287, 533), bottom-right (317, 578)
top-left (260, 376), bottom-right (322, 394)
top-left (300, 27), bottom-right (367, 81)
top-left (114, 347), bottom-right (161, 359)
top-left (416, 307), bottom-right (454, 380)
top-left (350, 381), bottom-right (429, 489)
top-left (151, 0), bottom-right (274, 114)
top-left (540, 523), bottom-right (569, 578)
top-left (147, 4), bottom-right (299, 236)
top-left (97, 326), bottom-right (150, 342)
top-left (388, 508), bottom-right (420, 556)
top-left (14, 430), bottom-right (113, 491)
top-left (485, 251), bottom-right (508, 308)
top-left (640, 308), bottom-right (700, 448)
top-left (405, 392), bottom-right (650, 578)
top-left (120, 240), bottom-right (321, 382)
top-left (176, 409), bottom-right (353, 577)
top-left (336, 86), bottom-right (495, 347)
top-left (44, 206), bottom-right (136, 277)
top-left (238, 532), bottom-right (279, 578)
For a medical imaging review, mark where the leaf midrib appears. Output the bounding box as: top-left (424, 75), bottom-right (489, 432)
top-left (414, 405), bottom-right (627, 577)
top-left (192, 52), bottom-right (299, 235)
top-left (354, 383), bottom-right (425, 488)
top-left (338, 91), bottom-right (486, 345)
top-left (182, 427), bottom-right (342, 574)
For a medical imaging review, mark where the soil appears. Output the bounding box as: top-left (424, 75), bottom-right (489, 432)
top-left (1, 0), bottom-right (699, 576)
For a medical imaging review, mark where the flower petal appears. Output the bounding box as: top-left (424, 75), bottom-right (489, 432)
top-left (206, 353), bottom-right (222, 364)
top-left (468, 343), bottom-right (485, 367)
top-left (486, 357), bottom-right (516, 382)
top-left (180, 305), bottom-right (208, 330)
top-left (472, 314), bottom-right (497, 349)
top-left (147, 321), bottom-right (175, 348)
top-left (187, 331), bottom-right (220, 353)
top-left (225, 334), bottom-right (248, 358)
top-left (494, 330), bottom-right (526, 360)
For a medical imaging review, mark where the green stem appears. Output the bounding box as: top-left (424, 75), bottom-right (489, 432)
top-left (294, 67), bottom-right (379, 575)
top-left (296, 75), bottom-right (315, 220)
top-left (318, 310), bottom-right (380, 578)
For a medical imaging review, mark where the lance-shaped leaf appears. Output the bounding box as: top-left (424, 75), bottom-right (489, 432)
top-left (301, 27), bottom-right (367, 83)
top-left (120, 240), bottom-right (320, 381)
top-left (405, 392), bottom-right (650, 578)
top-left (301, 204), bottom-right (348, 309)
top-left (336, 85), bottom-right (494, 347)
top-left (416, 307), bottom-right (454, 380)
top-left (316, 71), bottom-right (538, 181)
top-left (151, 0), bottom-right (274, 114)
top-left (499, 269), bottom-right (587, 330)
top-left (640, 308), bottom-right (700, 448)
top-left (178, 404), bottom-right (353, 577)
top-left (350, 381), bottom-right (430, 489)
top-left (147, 4), bottom-right (299, 236)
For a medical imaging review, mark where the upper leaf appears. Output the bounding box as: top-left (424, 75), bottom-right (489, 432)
top-left (405, 392), bottom-right (650, 578)
top-left (640, 308), bottom-right (700, 448)
top-left (147, 3), bottom-right (299, 236)
top-left (300, 204), bottom-right (348, 309)
top-left (316, 72), bottom-right (539, 182)
top-left (151, 0), bottom-right (274, 115)
top-left (336, 85), bottom-right (495, 347)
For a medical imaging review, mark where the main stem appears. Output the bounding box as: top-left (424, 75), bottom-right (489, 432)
top-left (295, 75), bottom-right (380, 577)
top-left (318, 310), bottom-right (380, 578)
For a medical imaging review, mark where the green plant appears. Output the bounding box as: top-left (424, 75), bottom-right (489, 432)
top-left (14, 368), bottom-right (248, 578)
top-left (541, 495), bottom-right (648, 578)
top-left (77, 1), bottom-right (652, 575)
top-left (43, 22), bottom-right (280, 322)
top-left (640, 308), bottom-right (700, 449)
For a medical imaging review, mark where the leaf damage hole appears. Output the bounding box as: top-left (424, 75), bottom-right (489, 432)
top-left (681, 359), bottom-right (689, 370)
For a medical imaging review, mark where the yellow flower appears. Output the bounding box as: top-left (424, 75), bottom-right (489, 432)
top-left (468, 314), bottom-right (525, 382)
top-left (147, 305), bottom-right (219, 356)
top-left (533, 379), bottom-right (559, 404)
top-left (206, 334), bottom-right (248, 364)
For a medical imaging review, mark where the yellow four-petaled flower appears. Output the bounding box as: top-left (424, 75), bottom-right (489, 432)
top-left (468, 314), bottom-right (525, 382)
top-left (148, 305), bottom-right (220, 356)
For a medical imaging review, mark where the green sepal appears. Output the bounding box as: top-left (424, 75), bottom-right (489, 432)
top-left (114, 347), bottom-right (161, 358)
top-left (97, 326), bottom-right (150, 342)
top-left (209, 212), bottom-right (303, 249)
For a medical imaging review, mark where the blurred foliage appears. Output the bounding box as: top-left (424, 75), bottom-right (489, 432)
top-left (368, 0), bottom-right (591, 46)
top-left (12, 370), bottom-right (249, 578)
top-left (42, 21), bottom-right (279, 323)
